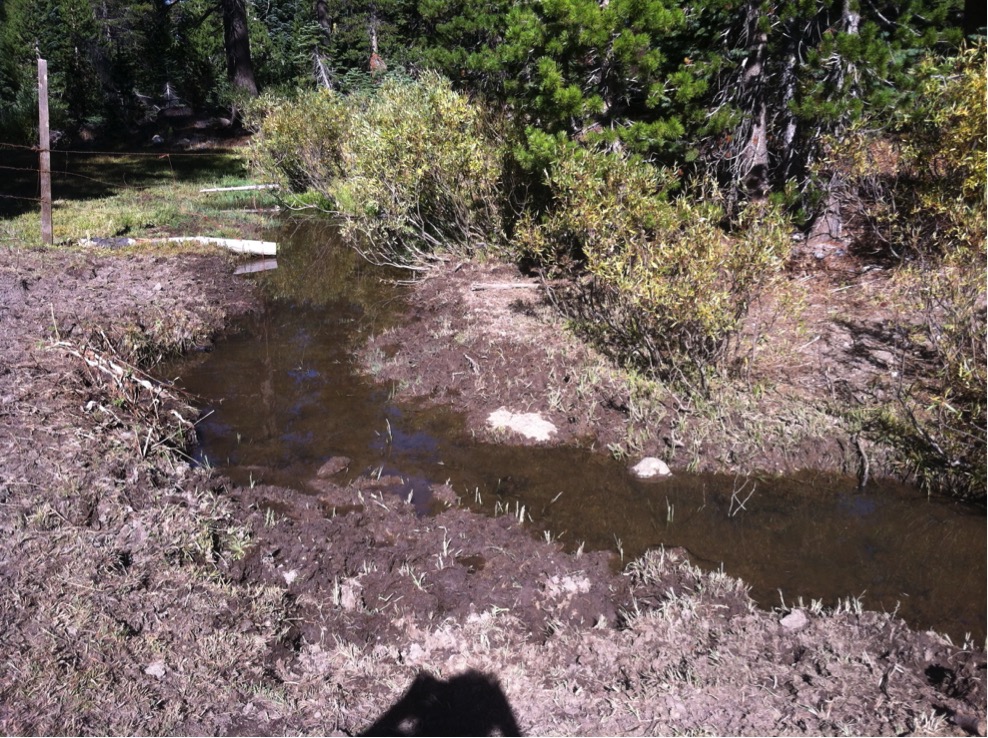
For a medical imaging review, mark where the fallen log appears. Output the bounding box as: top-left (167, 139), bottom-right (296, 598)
top-left (154, 236), bottom-right (277, 256)
top-left (81, 235), bottom-right (278, 256)
top-left (469, 282), bottom-right (540, 291)
top-left (199, 184), bottom-right (280, 193)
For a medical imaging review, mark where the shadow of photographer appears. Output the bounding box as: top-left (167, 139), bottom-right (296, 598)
top-left (361, 669), bottom-right (522, 737)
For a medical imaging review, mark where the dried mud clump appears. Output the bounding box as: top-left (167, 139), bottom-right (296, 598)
top-left (0, 246), bottom-right (984, 736)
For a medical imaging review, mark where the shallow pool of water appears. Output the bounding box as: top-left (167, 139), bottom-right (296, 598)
top-left (165, 218), bottom-right (986, 644)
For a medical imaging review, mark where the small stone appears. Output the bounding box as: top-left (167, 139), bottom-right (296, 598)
top-left (404, 643), bottom-right (425, 664)
top-left (871, 350), bottom-right (895, 368)
top-left (339, 579), bottom-right (362, 611)
top-left (316, 456), bottom-right (351, 478)
top-left (780, 609), bottom-right (809, 631)
top-left (144, 660), bottom-right (166, 678)
top-left (631, 457), bottom-right (672, 478)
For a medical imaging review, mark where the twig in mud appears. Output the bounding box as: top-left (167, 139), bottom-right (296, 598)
top-left (51, 337), bottom-right (198, 463)
top-left (469, 282), bottom-right (540, 291)
top-left (855, 435), bottom-right (871, 489)
top-left (464, 353), bottom-right (481, 375)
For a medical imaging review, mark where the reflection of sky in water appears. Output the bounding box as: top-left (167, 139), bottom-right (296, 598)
top-left (282, 430), bottom-right (315, 449)
top-left (371, 423), bottom-right (442, 461)
top-left (288, 367), bottom-right (320, 382)
top-left (288, 390), bottom-right (324, 418)
top-left (837, 492), bottom-right (879, 518)
top-left (375, 464), bottom-right (435, 515)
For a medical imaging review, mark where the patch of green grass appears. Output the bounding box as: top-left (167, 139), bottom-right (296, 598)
top-left (0, 151), bottom-right (277, 248)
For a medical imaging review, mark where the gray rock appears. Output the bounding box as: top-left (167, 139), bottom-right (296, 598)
top-left (317, 456), bottom-right (351, 478)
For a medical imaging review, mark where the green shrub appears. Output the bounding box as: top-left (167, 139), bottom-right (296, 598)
top-left (870, 252), bottom-right (987, 502)
top-left (249, 72), bottom-right (504, 263)
top-left (246, 89), bottom-right (348, 203)
top-left (891, 48), bottom-right (985, 501)
top-left (821, 44), bottom-right (986, 261)
top-left (513, 148), bottom-right (789, 386)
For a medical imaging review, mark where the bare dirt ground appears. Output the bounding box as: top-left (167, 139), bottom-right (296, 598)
top-left (1, 245), bottom-right (985, 736)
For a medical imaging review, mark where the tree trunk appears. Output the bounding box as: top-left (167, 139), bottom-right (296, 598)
top-left (315, 0), bottom-right (333, 42)
top-left (313, 0), bottom-right (334, 88)
top-left (222, 0), bottom-right (258, 96)
top-left (738, 3), bottom-right (769, 198)
top-left (963, 0), bottom-right (985, 37)
top-left (806, 0), bottom-right (860, 256)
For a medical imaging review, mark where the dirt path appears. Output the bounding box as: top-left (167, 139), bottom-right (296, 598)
top-left (0, 246), bottom-right (984, 735)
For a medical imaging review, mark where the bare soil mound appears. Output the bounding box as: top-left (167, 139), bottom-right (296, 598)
top-left (0, 246), bottom-right (983, 735)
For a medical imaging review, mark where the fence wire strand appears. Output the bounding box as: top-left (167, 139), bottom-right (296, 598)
top-left (1, 139), bottom-right (241, 158)
top-left (2, 140), bottom-right (250, 203)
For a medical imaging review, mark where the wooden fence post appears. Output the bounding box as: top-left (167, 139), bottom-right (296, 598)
top-left (38, 58), bottom-right (52, 245)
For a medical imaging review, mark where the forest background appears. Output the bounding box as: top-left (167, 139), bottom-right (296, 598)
top-left (0, 0), bottom-right (985, 500)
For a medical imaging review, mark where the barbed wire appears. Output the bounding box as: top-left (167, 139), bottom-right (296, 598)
top-left (1, 161), bottom-right (159, 194)
top-left (2, 139), bottom-right (255, 216)
top-left (1, 139), bottom-right (244, 158)
top-left (0, 163), bottom-right (40, 173)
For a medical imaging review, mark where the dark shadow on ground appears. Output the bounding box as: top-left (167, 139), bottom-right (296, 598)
top-left (361, 670), bottom-right (522, 737)
top-left (0, 148), bottom-right (247, 218)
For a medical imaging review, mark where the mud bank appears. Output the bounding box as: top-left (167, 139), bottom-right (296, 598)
top-left (0, 246), bottom-right (984, 735)
top-left (359, 259), bottom-right (901, 478)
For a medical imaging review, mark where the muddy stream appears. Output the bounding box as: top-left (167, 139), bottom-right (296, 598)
top-left (165, 219), bottom-right (986, 644)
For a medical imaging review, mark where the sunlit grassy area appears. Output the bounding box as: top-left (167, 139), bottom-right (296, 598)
top-left (0, 150), bottom-right (279, 247)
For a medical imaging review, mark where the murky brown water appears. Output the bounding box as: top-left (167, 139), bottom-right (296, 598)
top-left (165, 218), bottom-right (986, 644)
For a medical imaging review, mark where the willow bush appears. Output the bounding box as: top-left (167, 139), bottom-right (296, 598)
top-left (514, 148), bottom-right (789, 387)
top-left (249, 72), bottom-right (504, 264)
top-left (816, 45), bottom-right (986, 500)
top-left (247, 89), bottom-right (349, 198)
top-left (871, 46), bottom-right (985, 501)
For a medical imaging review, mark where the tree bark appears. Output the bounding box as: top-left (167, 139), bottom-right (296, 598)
top-left (314, 0), bottom-right (333, 42)
top-left (313, 0), bottom-right (334, 88)
top-left (222, 0), bottom-right (258, 96)
top-left (963, 0), bottom-right (986, 37)
top-left (738, 2), bottom-right (769, 198)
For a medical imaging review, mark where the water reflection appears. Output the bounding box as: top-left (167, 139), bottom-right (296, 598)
top-left (167, 217), bottom-right (986, 645)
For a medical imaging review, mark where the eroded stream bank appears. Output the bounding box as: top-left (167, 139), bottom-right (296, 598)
top-left (2, 241), bottom-right (985, 735)
top-left (168, 218), bottom-right (987, 644)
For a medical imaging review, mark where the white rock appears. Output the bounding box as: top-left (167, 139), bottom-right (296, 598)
top-left (631, 457), bottom-right (672, 478)
top-left (487, 408), bottom-right (557, 442)
top-left (144, 660), bottom-right (166, 678)
top-left (780, 609), bottom-right (809, 630)
top-left (339, 579), bottom-right (363, 611)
